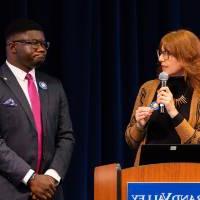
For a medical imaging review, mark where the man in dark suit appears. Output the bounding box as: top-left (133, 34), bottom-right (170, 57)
top-left (0, 19), bottom-right (75, 200)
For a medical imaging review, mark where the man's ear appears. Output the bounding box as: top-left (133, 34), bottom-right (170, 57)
top-left (7, 42), bottom-right (17, 54)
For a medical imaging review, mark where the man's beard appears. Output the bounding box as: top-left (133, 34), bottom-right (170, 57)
top-left (30, 57), bottom-right (46, 69)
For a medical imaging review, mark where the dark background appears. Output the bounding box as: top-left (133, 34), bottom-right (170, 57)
top-left (0, 0), bottom-right (200, 200)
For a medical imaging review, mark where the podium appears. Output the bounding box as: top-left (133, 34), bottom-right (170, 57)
top-left (94, 163), bottom-right (200, 200)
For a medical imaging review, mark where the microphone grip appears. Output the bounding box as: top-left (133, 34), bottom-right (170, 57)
top-left (160, 80), bottom-right (167, 113)
top-left (161, 80), bottom-right (167, 87)
top-left (160, 104), bottom-right (165, 113)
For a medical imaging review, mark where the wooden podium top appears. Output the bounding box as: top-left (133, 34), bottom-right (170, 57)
top-left (122, 162), bottom-right (200, 182)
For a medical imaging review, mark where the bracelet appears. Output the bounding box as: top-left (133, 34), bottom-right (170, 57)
top-left (27, 173), bottom-right (36, 186)
top-left (29, 173), bottom-right (36, 182)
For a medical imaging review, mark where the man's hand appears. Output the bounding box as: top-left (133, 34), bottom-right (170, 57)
top-left (28, 174), bottom-right (56, 200)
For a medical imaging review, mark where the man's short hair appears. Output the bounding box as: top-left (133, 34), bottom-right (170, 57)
top-left (5, 19), bottom-right (43, 40)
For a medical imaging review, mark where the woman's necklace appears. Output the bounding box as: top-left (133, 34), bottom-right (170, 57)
top-left (173, 86), bottom-right (190, 107)
top-left (174, 95), bottom-right (188, 107)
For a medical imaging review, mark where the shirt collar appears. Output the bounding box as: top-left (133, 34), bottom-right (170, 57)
top-left (6, 60), bottom-right (36, 81)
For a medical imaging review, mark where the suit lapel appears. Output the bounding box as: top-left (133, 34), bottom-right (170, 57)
top-left (0, 64), bottom-right (36, 130)
top-left (36, 72), bottom-right (48, 135)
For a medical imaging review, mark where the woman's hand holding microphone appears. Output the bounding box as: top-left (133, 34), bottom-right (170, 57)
top-left (157, 86), bottom-right (178, 118)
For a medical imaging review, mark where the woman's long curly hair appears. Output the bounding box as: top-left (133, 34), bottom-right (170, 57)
top-left (159, 29), bottom-right (200, 90)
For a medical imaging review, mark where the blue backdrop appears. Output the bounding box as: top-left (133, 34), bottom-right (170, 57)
top-left (0, 0), bottom-right (200, 200)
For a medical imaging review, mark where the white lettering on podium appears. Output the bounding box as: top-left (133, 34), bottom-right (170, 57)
top-left (131, 193), bottom-right (200, 200)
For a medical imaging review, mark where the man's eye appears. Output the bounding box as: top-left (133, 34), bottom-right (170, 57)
top-left (31, 41), bottom-right (39, 45)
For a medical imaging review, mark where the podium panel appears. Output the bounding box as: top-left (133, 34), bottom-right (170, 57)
top-left (94, 163), bottom-right (200, 200)
top-left (94, 163), bottom-right (121, 200)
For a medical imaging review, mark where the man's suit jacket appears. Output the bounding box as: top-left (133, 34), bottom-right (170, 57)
top-left (0, 64), bottom-right (75, 200)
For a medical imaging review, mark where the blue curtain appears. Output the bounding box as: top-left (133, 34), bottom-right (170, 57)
top-left (0, 0), bottom-right (200, 200)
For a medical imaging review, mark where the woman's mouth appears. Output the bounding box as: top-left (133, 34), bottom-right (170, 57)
top-left (161, 65), bottom-right (167, 68)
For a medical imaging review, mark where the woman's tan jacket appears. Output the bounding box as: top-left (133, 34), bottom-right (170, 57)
top-left (125, 79), bottom-right (200, 166)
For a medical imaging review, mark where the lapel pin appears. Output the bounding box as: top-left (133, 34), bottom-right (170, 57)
top-left (3, 77), bottom-right (7, 80)
top-left (39, 81), bottom-right (48, 90)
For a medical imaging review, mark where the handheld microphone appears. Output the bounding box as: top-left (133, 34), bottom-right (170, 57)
top-left (158, 72), bottom-right (169, 113)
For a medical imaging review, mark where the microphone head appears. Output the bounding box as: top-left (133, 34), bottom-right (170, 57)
top-left (158, 72), bottom-right (169, 81)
